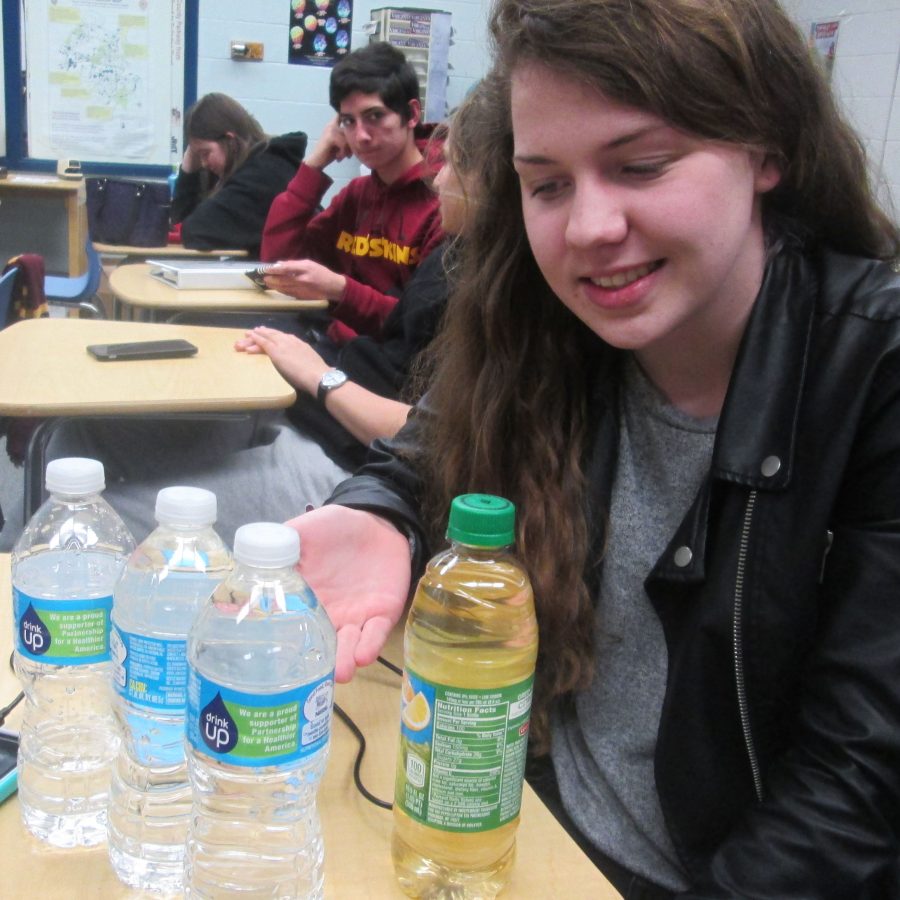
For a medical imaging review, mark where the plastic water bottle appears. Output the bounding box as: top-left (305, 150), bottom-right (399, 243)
top-left (392, 494), bottom-right (539, 898)
top-left (184, 522), bottom-right (337, 898)
top-left (108, 486), bottom-right (232, 892)
top-left (12, 457), bottom-right (135, 847)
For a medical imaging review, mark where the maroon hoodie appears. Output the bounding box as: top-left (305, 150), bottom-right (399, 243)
top-left (261, 160), bottom-right (444, 343)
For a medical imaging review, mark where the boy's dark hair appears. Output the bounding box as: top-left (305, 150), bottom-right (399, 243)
top-left (329, 42), bottom-right (421, 121)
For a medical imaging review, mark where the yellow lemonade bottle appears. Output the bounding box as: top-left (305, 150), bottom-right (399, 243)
top-left (392, 494), bottom-right (539, 899)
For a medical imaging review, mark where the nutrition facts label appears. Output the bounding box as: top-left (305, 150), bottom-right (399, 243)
top-left (397, 669), bottom-right (534, 832)
top-left (111, 626), bottom-right (189, 710)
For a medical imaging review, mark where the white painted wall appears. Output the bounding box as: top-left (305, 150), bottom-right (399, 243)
top-left (781, 0), bottom-right (900, 216)
top-left (198, 0), bottom-right (899, 215)
top-left (196, 0), bottom-right (491, 197)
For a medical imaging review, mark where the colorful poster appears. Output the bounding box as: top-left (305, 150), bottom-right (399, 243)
top-left (809, 20), bottom-right (840, 82)
top-left (288, 0), bottom-right (353, 68)
top-left (23, 0), bottom-right (185, 165)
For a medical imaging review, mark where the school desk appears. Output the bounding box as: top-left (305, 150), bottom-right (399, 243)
top-left (0, 317), bottom-right (297, 519)
top-left (0, 173), bottom-right (87, 277)
top-left (0, 554), bottom-right (621, 899)
top-left (108, 262), bottom-right (328, 322)
top-left (93, 242), bottom-right (248, 258)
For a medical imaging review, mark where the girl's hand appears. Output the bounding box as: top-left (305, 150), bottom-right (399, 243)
top-left (235, 326), bottom-right (328, 395)
top-left (285, 505), bottom-right (412, 682)
top-left (181, 145), bottom-right (200, 173)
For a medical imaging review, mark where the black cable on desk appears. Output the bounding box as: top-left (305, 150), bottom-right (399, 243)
top-left (377, 655), bottom-right (403, 677)
top-left (1, 651), bottom-right (23, 727)
top-left (0, 691), bottom-right (23, 728)
top-left (334, 701), bottom-right (393, 810)
top-left (333, 655), bottom-right (403, 811)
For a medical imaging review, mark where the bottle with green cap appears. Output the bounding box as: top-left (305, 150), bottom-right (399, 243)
top-left (392, 494), bottom-right (538, 899)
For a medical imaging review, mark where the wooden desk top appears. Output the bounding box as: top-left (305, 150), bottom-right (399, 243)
top-left (0, 173), bottom-right (85, 194)
top-left (109, 263), bottom-right (328, 314)
top-left (0, 554), bottom-right (619, 898)
top-left (94, 243), bottom-right (248, 258)
top-left (0, 318), bottom-right (296, 417)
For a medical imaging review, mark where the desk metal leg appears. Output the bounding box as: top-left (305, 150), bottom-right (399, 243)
top-left (23, 418), bottom-right (63, 521)
top-left (23, 412), bottom-right (255, 522)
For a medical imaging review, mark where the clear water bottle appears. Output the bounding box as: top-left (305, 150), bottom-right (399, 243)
top-left (12, 457), bottom-right (135, 847)
top-left (392, 494), bottom-right (539, 898)
top-left (184, 522), bottom-right (337, 898)
top-left (108, 486), bottom-right (232, 892)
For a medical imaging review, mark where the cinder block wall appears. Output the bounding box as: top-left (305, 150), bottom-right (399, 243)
top-left (783, 0), bottom-right (900, 218)
top-left (198, 0), bottom-right (899, 217)
top-left (197, 0), bottom-right (490, 199)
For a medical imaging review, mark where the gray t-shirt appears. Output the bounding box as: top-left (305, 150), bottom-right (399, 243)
top-left (551, 355), bottom-right (717, 890)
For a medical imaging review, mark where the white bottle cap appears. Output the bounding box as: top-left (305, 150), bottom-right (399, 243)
top-left (45, 457), bottom-right (105, 496)
top-left (234, 522), bottom-right (300, 568)
top-left (155, 486), bottom-right (217, 527)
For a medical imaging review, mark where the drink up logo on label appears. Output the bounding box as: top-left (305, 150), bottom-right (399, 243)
top-left (19, 604), bottom-right (51, 655)
top-left (201, 692), bottom-right (239, 753)
top-left (187, 670), bottom-right (333, 767)
top-left (13, 588), bottom-right (113, 664)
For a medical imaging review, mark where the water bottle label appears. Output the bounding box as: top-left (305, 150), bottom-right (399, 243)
top-left (186, 670), bottom-right (334, 767)
top-left (162, 545), bottom-right (210, 569)
top-left (395, 668), bottom-right (534, 833)
top-left (13, 588), bottom-right (113, 664)
top-left (110, 625), bottom-right (188, 710)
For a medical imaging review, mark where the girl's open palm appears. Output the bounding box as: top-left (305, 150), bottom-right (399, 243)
top-left (285, 505), bottom-right (412, 681)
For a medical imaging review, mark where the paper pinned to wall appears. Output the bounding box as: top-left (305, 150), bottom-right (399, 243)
top-left (809, 20), bottom-right (840, 82)
top-left (23, 0), bottom-right (185, 166)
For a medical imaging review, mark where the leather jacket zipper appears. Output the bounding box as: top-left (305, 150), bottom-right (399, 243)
top-left (734, 489), bottom-right (764, 802)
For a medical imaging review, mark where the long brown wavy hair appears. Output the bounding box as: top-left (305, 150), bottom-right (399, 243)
top-left (415, 0), bottom-right (900, 754)
top-left (185, 93), bottom-right (268, 189)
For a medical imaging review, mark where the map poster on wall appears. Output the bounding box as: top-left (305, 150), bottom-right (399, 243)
top-left (288, 0), bottom-right (353, 68)
top-left (23, 0), bottom-right (185, 166)
top-left (809, 20), bottom-right (840, 82)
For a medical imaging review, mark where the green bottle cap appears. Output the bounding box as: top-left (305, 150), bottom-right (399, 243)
top-left (446, 494), bottom-right (516, 547)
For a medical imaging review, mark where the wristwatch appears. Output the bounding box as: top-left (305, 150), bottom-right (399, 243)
top-left (317, 368), bottom-right (348, 405)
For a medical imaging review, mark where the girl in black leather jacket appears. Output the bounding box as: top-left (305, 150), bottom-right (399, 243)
top-left (281, 2), bottom-right (900, 896)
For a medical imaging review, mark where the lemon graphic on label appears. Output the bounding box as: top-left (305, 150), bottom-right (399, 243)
top-left (402, 691), bottom-right (431, 731)
top-left (401, 672), bottom-right (415, 706)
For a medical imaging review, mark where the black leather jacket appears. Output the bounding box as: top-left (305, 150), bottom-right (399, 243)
top-left (328, 245), bottom-right (900, 897)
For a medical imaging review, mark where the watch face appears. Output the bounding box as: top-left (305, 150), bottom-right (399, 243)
top-left (322, 369), bottom-right (347, 389)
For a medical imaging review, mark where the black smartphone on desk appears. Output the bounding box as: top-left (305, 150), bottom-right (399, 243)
top-left (87, 339), bottom-right (198, 361)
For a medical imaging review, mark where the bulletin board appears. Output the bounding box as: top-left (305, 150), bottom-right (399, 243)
top-left (1, 0), bottom-right (198, 176)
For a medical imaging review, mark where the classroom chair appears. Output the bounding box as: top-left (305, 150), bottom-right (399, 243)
top-left (45, 238), bottom-right (105, 318)
top-left (0, 267), bottom-right (18, 326)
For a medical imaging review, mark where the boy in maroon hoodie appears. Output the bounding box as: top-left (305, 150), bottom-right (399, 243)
top-left (261, 42), bottom-right (445, 344)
